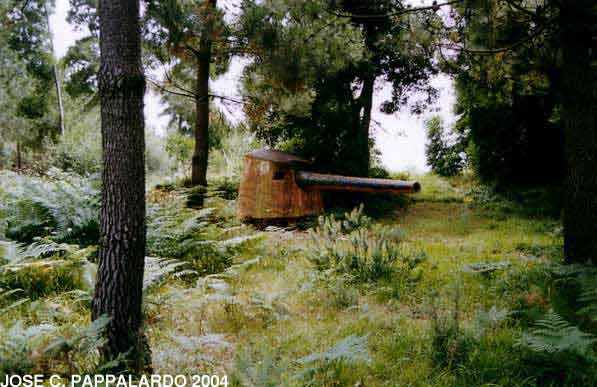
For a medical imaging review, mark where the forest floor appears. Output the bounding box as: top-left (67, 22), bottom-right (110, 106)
top-left (146, 175), bottom-right (564, 386)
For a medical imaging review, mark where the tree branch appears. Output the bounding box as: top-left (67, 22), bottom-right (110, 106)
top-left (147, 78), bottom-right (196, 99)
top-left (501, 0), bottom-right (537, 17)
top-left (324, 0), bottom-right (463, 19)
top-left (441, 24), bottom-right (548, 55)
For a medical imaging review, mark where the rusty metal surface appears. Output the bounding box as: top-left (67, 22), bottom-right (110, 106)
top-left (245, 149), bottom-right (312, 165)
top-left (238, 150), bottom-right (421, 221)
top-left (296, 171), bottom-right (421, 193)
top-left (238, 158), bottom-right (323, 220)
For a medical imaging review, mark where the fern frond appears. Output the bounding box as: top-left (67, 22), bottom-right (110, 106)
top-left (144, 256), bottom-right (195, 290)
top-left (518, 311), bottom-right (596, 357)
top-left (296, 334), bottom-right (371, 365)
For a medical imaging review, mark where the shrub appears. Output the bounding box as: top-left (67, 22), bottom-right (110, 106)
top-left (47, 106), bottom-right (102, 175)
top-left (209, 176), bottom-right (240, 200)
top-left (309, 207), bottom-right (425, 283)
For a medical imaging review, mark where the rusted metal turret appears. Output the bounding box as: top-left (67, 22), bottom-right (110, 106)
top-left (237, 149), bottom-right (420, 222)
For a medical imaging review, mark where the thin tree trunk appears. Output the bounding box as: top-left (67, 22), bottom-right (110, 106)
top-left (15, 141), bottom-right (22, 171)
top-left (351, 22), bottom-right (377, 177)
top-left (357, 74), bottom-right (375, 176)
top-left (92, 0), bottom-right (149, 372)
top-left (44, 4), bottom-right (65, 135)
top-left (192, 59), bottom-right (210, 187)
top-left (559, 0), bottom-right (597, 264)
top-left (191, 0), bottom-right (217, 187)
top-left (53, 65), bottom-right (65, 135)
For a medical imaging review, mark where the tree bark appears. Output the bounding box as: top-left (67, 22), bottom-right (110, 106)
top-left (191, 0), bottom-right (217, 187)
top-left (92, 0), bottom-right (149, 372)
top-left (559, 1), bottom-right (597, 264)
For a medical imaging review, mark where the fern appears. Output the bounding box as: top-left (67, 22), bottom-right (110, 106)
top-left (43, 315), bottom-right (110, 361)
top-left (518, 310), bottom-right (597, 358)
top-left (579, 279), bottom-right (597, 322)
top-left (296, 334), bottom-right (371, 365)
top-left (0, 170), bottom-right (100, 244)
top-left (0, 240), bottom-right (70, 264)
top-left (0, 322), bottom-right (57, 375)
top-left (144, 256), bottom-right (196, 290)
top-left (473, 305), bottom-right (510, 337)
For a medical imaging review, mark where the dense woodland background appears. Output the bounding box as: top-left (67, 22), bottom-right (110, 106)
top-left (0, 0), bottom-right (596, 385)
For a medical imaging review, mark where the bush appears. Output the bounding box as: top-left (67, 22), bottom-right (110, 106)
top-left (209, 176), bottom-right (240, 200)
top-left (48, 106), bottom-right (102, 175)
top-left (309, 207), bottom-right (425, 283)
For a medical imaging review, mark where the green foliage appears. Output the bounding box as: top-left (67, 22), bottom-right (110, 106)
top-left (309, 207), bottom-right (425, 283)
top-left (296, 334), bottom-right (370, 365)
top-left (62, 36), bottom-right (99, 100)
top-left (0, 170), bottom-right (100, 245)
top-left (425, 115), bottom-right (465, 177)
top-left (516, 310), bottom-right (597, 385)
top-left (0, 1), bottom-right (57, 161)
top-left (295, 335), bottom-right (371, 385)
top-left (240, 0), bottom-right (439, 176)
top-left (518, 311), bottom-right (596, 357)
top-left (143, 257), bottom-right (196, 291)
top-left (165, 131), bottom-right (193, 174)
top-left (147, 192), bottom-right (259, 276)
top-left (209, 177), bottom-right (239, 200)
top-left (47, 101), bottom-right (102, 175)
top-left (145, 130), bottom-right (176, 179)
top-left (0, 316), bottom-right (112, 376)
top-left (467, 184), bottom-right (563, 219)
top-left (447, 1), bottom-right (564, 188)
top-left (1, 0), bottom-right (61, 155)
top-left (232, 346), bottom-right (293, 387)
top-left (0, 241), bottom-right (89, 300)
top-left (208, 124), bottom-right (262, 179)
top-left (0, 322), bottom-right (56, 375)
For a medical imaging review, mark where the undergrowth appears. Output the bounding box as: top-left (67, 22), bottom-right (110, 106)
top-left (2, 171), bottom-right (596, 385)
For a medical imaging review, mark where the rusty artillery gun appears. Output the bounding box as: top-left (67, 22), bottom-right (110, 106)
top-left (237, 149), bottom-right (421, 222)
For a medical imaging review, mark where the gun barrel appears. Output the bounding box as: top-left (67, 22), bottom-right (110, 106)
top-left (296, 171), bottom-right (421, 194)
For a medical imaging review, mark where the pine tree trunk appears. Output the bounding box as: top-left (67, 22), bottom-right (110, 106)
top-left (191, 0), bottom-right (216, 187)
top-left (92, 0), bottom-right (149, 371)
top-left (559, 1), bottom-right (597, 264)
top-left (192, 59), bottom-right (210, 187)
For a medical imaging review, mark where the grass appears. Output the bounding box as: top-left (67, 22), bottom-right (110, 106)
top-left (3, 171), bottom-right (594, 384)
top-left (142, 173), bottom-right (577, 385)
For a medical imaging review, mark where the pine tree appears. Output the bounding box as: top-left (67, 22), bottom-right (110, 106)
top-left (92, 0), bottom-right (149, 371)
top-left (145, 0), bottom-right (228, 188)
